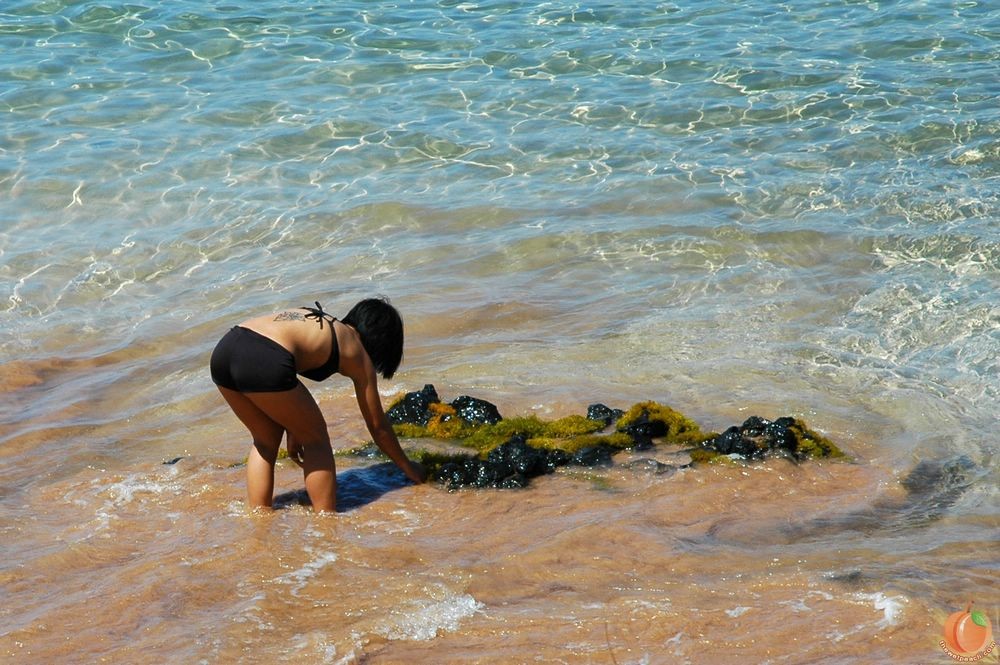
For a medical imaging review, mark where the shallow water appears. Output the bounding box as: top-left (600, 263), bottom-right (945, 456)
top-left (2, 1), bottom-right (998, 663)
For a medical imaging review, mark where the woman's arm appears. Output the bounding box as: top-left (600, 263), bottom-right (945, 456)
top-left (337, 321), bottom-right (426, 484)
top-left (350, 363), bottom-right (426, 484)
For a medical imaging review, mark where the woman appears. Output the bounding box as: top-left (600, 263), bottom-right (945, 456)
top-left (210, 297), bottom-right (426, 512)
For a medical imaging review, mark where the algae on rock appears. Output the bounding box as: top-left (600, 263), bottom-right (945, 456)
top-left (694, 416), bottom-right (846, 462)
top-left (384, 385), bottom-right (847, 487)
top-left (615, 401), bottom-right (714, 448)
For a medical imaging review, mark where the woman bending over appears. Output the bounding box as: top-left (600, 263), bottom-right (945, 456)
top-left (210, 297), bottom-right (426, 511)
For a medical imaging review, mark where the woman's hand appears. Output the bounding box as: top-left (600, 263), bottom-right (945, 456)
top-left (406, 461), bottom-right (428, 485)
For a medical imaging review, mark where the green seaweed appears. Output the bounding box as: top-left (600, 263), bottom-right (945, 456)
top-left (786, 419), bottom-right (846, 459)
top-left (458, 414), bottom-right (611, 453)
top-left (393, 406), bottom-right (629, 461)
top-left (688, 448), bottom-right (741, 466)
top-left (392, 423), bottom-right (432, 438)
top-left (544, 414), bottom-right (606, 437)
top-left (424, 402), bottom-right (471, 439)
top-left (616, 400), bottom-right (714, 446)
top-left (387, 391), bottom-right (848, 484)
top-left (528, 432), bottom-right (633, 454)
top-left (393, 398), bottom-right (717, 457)
top-left (689, 447), bottom-right (723, 464)
top-left (410, 449), bottom-right (479, 478)
top-left (462, 416), bottom-right (550, 451)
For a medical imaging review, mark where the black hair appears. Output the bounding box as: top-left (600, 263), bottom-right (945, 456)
top-left (342, 297), bottom-right (404, 379)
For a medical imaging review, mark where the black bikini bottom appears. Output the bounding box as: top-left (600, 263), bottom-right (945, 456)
top-left (210, 326), bottom-right (298, 393)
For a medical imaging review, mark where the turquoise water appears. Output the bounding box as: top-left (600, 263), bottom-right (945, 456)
top-left (1, 1), bottom-right (998, 661)
top-left (4, 0), bottom-right (998, 449)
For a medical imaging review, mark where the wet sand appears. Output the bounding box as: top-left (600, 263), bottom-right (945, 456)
top-left (3, 388), bottom-right (991, 664)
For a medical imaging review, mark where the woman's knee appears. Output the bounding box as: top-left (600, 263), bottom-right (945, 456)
top-left (300, 437), bottom-right (335, 472)
top-left (294, 430), bottom-right (333, 464)
top-left (297, 432), bottom-right (331, 451)
top-left (285, 421), bottom-right (330, 448)
top-left (252, 436), bottom-right (283, 463)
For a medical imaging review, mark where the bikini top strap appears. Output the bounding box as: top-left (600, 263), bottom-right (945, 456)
top-left (302, 301), bottom-right (337, 329)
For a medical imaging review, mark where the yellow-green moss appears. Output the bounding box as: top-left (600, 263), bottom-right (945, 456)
top-left (410, 449), bottom-right (478, 478)
top-left (430, 402), bottom-right (456, 417)
top-left (787, 419), bottom-right (846, 459)
top-left (393, 422), bottom-right (431, 438)
top-left (390, 395), bottom-right (847, 469)
top-left (688, 448), bottom-right (741, 465)
top-left (545, 415), bottom-right (606, 437)
top-left (616, 401), bottom-right (713, 446)
top-left (457, 414), bottom-right (611, 453)
top-left (462, 416), bottom-right (550, 451)
top-left (689, 448), bottom-right (721, 464)
top-left (527, 431), bottom-right (633, 454)
top-left (425, 402), bottom-right (469, 439)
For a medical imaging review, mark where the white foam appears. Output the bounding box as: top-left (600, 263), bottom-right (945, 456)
top-left (855, 592), bottom-right (907, 629)
top-left (101, 466), bottom-right (183, 507)
top-left (375, 591), bottom-right (483, 641)
top-left (726, 606), bottom-right (752, 618)
top-left (273, 548), bottom-right (339, 596)
top-left (665, 631), bottom-right (685, 657)
top-left (288, 632), bottom-right (339, 664)
top-left (779, 598), bottom-right (811, 613)
top-left (68, 467), bottom-right (187, 540)
top-left (224, 500), bottom-right (247, 517)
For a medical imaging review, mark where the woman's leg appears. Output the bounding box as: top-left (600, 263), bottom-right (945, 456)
top-left (243, 383), bottom-right (336, 512)
top-left (217, 386), bottom-right (285, 508)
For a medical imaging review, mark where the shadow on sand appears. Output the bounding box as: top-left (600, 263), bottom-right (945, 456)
top-left (273, 462), bottom-right (415, 512)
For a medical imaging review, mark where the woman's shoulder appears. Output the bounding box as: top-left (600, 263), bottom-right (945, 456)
top-left (334, 320), bottom-right (361, 355)
top-left (333, 322), bottom-right (372, 377)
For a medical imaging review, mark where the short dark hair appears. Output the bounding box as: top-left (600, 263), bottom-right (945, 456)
top-left (342, 297), bottom-right (404, 379)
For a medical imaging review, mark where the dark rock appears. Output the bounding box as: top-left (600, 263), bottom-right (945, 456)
top-left (549, 448), bottom-right (571, 467)
top-left (586, 403), bottom-right (624, 426)
top-left (486, 435), bottom-right (559, 478)
top-left (628, 431), bottom-right (655, 451)
top-left (437, 436), bottom-right (569, 489)
top-left (386, 384), bottom-right (440, 426)
top-left (571, 444), bottom-right (615, 467)
top-left (497, 472), bottom-right (529, 489)
top-left (438, 459), bottom-right (477, 487)
top-left (624, 413), bottom-right (667, 450)
top-left (450, 395), bottom-right (503, 425)
top-left (709, 425), bottom-right (764, 458)
top-left (705, 416), bottom-right (828, 460)
top-left (894, 455), bottom-right (978, 525)
top-left (163, 457), bottom-right (183, 465)
top-left (901, 455), bottom-right (976, 498)
top-left (779, 455), bottom-right (979, 542)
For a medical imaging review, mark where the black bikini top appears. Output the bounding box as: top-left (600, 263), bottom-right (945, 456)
top-left (298, 301), bottom-right (340, 382)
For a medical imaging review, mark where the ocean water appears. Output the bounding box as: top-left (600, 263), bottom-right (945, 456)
top-left (2, 1), bottom-right (998, 662)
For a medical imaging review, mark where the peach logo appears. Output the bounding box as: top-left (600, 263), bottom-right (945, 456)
top-left (940, 602), bottom-right (995, 661)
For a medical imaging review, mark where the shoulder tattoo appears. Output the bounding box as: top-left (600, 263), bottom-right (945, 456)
top-left (273, 311), bottom-right (307, 322)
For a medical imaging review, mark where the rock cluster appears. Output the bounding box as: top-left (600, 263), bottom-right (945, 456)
top-left (697, 416), bottom-right (845, 462)
top-left (382, 384), bottom-right (846, 489)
